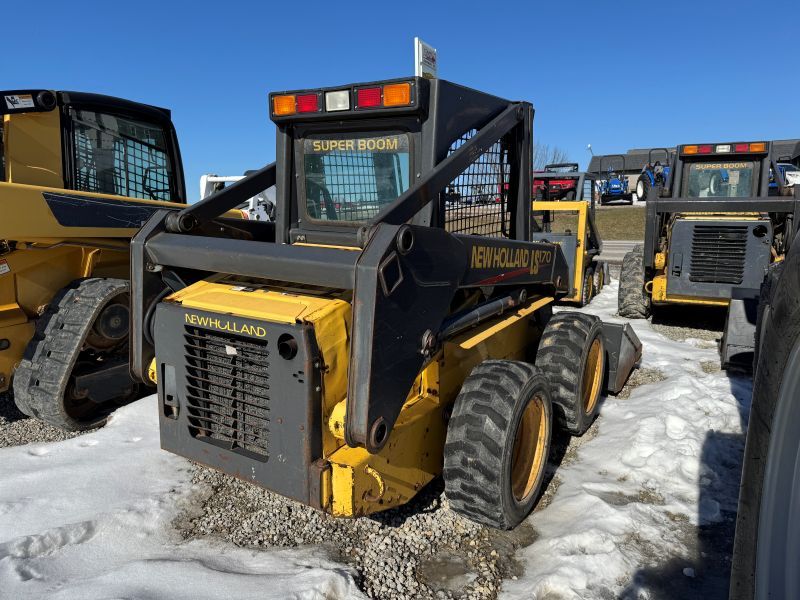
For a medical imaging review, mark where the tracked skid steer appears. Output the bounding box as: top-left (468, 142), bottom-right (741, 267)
top-left (130, 78), bottom-right (641, 528)
top-left (0, 90), bottom-right (189, 430)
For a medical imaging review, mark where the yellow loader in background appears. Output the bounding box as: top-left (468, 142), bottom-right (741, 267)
top-left (0, 89), bottom-right (188, 429)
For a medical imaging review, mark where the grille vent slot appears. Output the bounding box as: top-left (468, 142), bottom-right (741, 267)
top-left (689, 225), bottom-right (747, 284)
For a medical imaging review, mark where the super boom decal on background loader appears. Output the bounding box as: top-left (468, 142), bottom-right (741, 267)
top-left (129, 78), bottom-right (641, 528)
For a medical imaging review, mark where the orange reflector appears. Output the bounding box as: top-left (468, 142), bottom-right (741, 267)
top-left (273, 94), bottom-right (296, 116)
top-left (383, 83), bottom-right (411, 107)
top-left (683, 145), bottom-right (698, 155)
top-left (750, 142), bottom-right (767, 152)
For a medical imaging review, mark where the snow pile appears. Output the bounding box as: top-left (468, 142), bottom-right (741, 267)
top-left (503, 281), bottom-right (750, 599)
top-left (0, 397), bottom-right (364, 600)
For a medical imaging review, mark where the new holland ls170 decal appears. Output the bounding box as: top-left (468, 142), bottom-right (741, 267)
top-left (458, 236), bottom-right (566, 290)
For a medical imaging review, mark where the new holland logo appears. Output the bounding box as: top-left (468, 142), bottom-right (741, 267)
top-left (184, 313), bottom-right (267, 338)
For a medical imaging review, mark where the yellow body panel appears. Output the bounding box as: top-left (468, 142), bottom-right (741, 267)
top-left (650, 275), bottom-right (730, 307)
top-left (532, 200), bottom-right (590, 302)
top-left (163, 280), bottom-right (553, 516)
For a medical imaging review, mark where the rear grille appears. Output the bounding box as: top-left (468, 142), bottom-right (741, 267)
top-left (183, 326), bottom-right (270, 460)
top-left (689, 225), bottom-right (747, 284)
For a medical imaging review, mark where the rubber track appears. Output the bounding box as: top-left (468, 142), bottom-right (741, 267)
top-left (618, 244), bottom-right (650, 319)
top-left (13, 278), bottom-right (130, 431)
top-left (536, 312), bottom-right (602, 435)
top-left (444, 360), bottom-right (544, 529)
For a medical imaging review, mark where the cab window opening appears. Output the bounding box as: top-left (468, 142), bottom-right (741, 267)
top-left (301, 133), bottom-right (411, 223)
top-left (69, 108), bottom-right (175, 201)
top-left (683, 160), bottom-right (757, 198)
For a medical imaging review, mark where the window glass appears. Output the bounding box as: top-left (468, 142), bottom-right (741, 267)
top-left (70, 108), bottom-right (174, 200)
top-left (685, 161), bottom-right (755, 198)
top-left (301, 133), bottom-right (410, 223)
top-left (0, 120), bottom-right (5, 181)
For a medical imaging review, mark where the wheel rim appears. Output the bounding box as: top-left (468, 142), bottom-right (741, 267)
top-left (581, 338), bottom-right (604, 414)
top-left (637, 180), bottom-right (644, 197)
top-left (510, 394), bottom-right (548, 502)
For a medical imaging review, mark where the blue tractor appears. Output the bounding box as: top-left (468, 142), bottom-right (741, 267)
top-left (635, 148), bottom-right (672, 202)
top-left (599, 155), bottom-right (632, 204)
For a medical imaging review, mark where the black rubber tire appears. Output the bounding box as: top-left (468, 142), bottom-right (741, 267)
top-left (730, 240), bottom-right (800, 599)
top-left (636, 175), bottom-right (651, 202)
top-left (444, 360), bottom-right (553, 529)
top-left (580, 267), bottom-right (594, 306)
top-left (618, 245), bottom-right (651, 319)
top-left (13, 278), bottom-right (138, 431)
top-left (753, 262), bottom-right (784, 373)
top-left (535, 312), bottom-right (606, 436)
top-left (593, 260), bottom-right (605, 293)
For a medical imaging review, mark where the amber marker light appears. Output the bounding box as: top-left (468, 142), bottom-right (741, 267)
top-left (383, 82), bottom-right (412, 107)
top-left (273, 94), bottom-right (296, 116)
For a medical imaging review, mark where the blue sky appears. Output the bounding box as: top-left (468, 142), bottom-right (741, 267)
top-left (5, 0), bottom-right (798, 200)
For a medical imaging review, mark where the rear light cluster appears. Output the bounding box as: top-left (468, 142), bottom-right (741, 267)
top-left (683, 142), bottom-right (767, 155)
top-left (272, 82), bottom-right (413, 117)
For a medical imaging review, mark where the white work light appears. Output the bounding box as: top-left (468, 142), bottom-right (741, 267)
top-left (325, 90), bottom-right (350, 112)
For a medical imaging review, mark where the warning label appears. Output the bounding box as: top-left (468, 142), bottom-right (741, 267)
top-left (0, 260), bottom-right (10, 276)
top-left (4, 94), bottom-right (35, 110)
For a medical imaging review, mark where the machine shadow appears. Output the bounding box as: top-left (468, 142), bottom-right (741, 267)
top-left (619, 373), bottom-right (752, 599)
top-left (0, 392), bottom-right (27, 424)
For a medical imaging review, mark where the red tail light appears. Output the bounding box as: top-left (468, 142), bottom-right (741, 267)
top-left (357, 87), bottom-right (382, 108)
top-left (734, 143), bottom-right (749, 152)
top-left (297, 94), bottom-right (319, 113)
top-left (697, 145), bottom-right (713, 154)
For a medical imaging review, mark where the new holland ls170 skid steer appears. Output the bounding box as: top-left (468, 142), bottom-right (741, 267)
top-left (618, 141), bottom-right (800, 370)
top-left (0, 89), bottom-right (188, 430)
top-left (129, 78), bottom-right (641, 528)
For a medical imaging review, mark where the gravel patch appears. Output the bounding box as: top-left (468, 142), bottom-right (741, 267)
top-left (650, 306), bottom-right (725, 343)
top-left (616, 368), bottom-right (668, 399)
top-left (0, 392), bottom-right (93, 448)
top-left (175, 465), bottom-right (543, 600)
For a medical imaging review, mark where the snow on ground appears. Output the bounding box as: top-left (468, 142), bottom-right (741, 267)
top-left (0, 398), bottom-right (364, 600)
top-left (503, 281), bottom-right (751, 599)
top-left (0, 279), bottom-right (749, 599)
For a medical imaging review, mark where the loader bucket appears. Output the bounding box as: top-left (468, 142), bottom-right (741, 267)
top-left (601, 322), bottom-right (642, 394)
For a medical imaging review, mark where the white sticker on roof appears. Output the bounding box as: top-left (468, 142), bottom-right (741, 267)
top-left (4, 94), bottom-right (35, 110)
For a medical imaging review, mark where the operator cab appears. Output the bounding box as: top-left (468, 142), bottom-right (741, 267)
top-left (0, 89), bottom-right (186, 202)
top-left (270, 80), bottom-right (423, 247)
top-left (268, 78), bottom-right (517, 247)
top-left (675, 142), bottom-right (771, 198)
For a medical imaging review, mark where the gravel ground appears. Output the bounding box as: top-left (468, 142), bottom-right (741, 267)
top-left (173, 423), bottom-right (601, 600)
top-left (0, 392), bottom-right (95, 448)
top-left (175, 468), bottom-right (530, 600)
